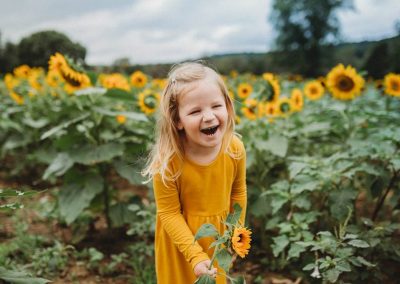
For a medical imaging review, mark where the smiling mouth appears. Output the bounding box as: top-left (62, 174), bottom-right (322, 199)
top-left (201, 125), bottom-right (219, 136)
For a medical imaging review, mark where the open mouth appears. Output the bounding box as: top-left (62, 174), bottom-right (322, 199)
top-left (201, 125), bottom-right (219, 136)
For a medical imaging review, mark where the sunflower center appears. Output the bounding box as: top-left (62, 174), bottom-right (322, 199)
top-left (280, 102), bottom-right (290, 113)
top-left (60, 70), bottom-right (82, 87)
top-left (390, 80), bottom-right (399, 91)
top-left (337, 75), bottom-right (355, 92)
top-left (144, 95), bottom-right (156, 108)
top-left (264, 82), bottom-right (275, 101)
top-left (310, 87), bottom-right (318, 95)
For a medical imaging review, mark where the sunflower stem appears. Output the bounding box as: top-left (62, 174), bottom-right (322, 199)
top-left (209, 244), bottom-right (220, 269)
top-left (372, 170), bottom-right (398, 221)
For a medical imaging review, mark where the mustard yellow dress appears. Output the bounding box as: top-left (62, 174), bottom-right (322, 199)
top-left (153, 136), bottom-right (247, 284)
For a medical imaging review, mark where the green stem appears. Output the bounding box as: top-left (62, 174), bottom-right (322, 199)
top-left (372, 170), bottom-right (398, 221)
top-left (209, 244), bottom-right (220, 269)
top-left (100, 164), bottom-right (111, 229)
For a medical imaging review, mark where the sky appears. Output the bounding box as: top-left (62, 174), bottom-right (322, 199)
top-left (0, 0), bottom-right (399, 65)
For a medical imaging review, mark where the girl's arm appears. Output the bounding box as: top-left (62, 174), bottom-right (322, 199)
top-left (230, 140), bottom-right (247, 225)
top-left (153, 174), bottom-right (209, 270)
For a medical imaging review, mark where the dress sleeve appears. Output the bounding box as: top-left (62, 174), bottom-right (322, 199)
top-left (153, 173), bottom-right (209, 269)
top-left (230, 140), bottom-right (247, 225)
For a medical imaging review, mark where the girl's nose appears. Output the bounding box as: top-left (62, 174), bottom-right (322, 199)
top-left (202, 110), bottom-right (215, 121)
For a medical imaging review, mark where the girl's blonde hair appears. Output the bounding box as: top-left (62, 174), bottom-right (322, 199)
top-left (142, 61), bottom-right (237, 184)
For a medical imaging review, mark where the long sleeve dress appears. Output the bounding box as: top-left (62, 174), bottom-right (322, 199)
top-left (153, 135), bottom-right (247, 284)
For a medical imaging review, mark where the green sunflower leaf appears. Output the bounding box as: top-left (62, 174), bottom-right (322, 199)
top-left (215, 248), bottom-right (232, 273)
top-left (194, 224), bottom-right (219, 242)
top-left (226, 203), bottom-right (242, 226)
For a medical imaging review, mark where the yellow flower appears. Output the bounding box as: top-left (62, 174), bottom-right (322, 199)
top-left (231, 227), bottom-right (252, 258)
top-left (4, 74), bottom-right (18, 90)
top-left (235, 115), bottom-right (241, 125)
top-left (130, 71), bottom-right (148, 88)
top-left (262, 72), bottom-right (280, 102)
top-left (265, 102), bottom-right (279, 117)
top-left (237, 83), bottom-right (253, 99)
top-left (28, 67), bottom-right (45, 91)
top-left (241, 98), bottom-right (258, 120)
top-left (383, 73), bottom-right (400, 97)
top-left (326, 64), bottom-right (365, 100)
top-left (48, 53), bottom-right (68, 73)
top-left (277, 97), bottom-right (292, 116)
top-left (99, 73), bottom-right (130, 91)
top-left (304, 80), bottom-right (324, 101)
top-left (13, 65), bottom-right (31, 78)
top-left (9, 91), bottom-right (24, 105)
top-left (138, 89), bottom-right (160, 115)
top-left (230, 70), bottom-right (238, 78)
top-left (152, 78), bottom-right (167, 90)
top-left (48, 53), bottom-right (91, 94)
top-left (290, 88), bottom-right (304, 112)
top-left (116, 115), bottom-right (127, 124)
top-left (46, 70), bottom-right (64, 87)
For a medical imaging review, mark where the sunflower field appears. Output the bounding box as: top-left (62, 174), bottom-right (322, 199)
top-left (0, 53), bottom-right (399, 284)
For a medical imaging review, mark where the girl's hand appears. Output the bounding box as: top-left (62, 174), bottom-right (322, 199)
top-left (193, 260), bottom-right (217, 278)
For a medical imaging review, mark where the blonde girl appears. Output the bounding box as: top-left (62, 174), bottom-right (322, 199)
top-left (143, 61), bottom-right (247, 284)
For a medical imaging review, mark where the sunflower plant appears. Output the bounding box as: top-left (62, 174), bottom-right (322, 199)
top-left (193, 203), bottom-right (251, 284)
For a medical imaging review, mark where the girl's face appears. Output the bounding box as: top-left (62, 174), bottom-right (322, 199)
top-left (177, 78), bottom-right (228, 154)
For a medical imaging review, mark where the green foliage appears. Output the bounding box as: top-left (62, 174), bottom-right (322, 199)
top-left (0, 267), bottom-right (50, 284)
top-left (242, 88), bottom-right (400, 282)
top-left (31, 241), bottom-right (75, 277)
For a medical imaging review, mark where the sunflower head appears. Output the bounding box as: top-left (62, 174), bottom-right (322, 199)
top-left (326, 64), bottom-right (365, 100)
top-left (9, 91), bottom-right (24, 105)
top-left (100, 73), bottom-right (130, 91)
top-left (241, 98), bottom-right (258, 120)
top-left (277, 97), bottom-right (292, 116)
top-left (304, 80), bottom-right (324, 101)
top-left (290, 88), bottom-right (304, 112)
top-left (48, 52), bottom-right (91, 93)
top-left (383, 73), bottom-right (400, 97)
top-left (130, 71), bottom-right (148, 88)
top-left (13, 65), bottom-right (31, 78)
top-left (231, 226), bottom-right (252, 258)
top-left (261, 73), bottom-right (280, 102)
top-left (237, 83), bottom-right (253, 99)
top-left (138, 89), bottom-right (161, 115)
top-left (116, 115), bottom-right (127, 124)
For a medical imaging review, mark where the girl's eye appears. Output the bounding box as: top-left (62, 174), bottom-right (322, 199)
top-left (189, 110), bottom-right (200, 115)
top-left (213, 105), bottom-right (222, 108)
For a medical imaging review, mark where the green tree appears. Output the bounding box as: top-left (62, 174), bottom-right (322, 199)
top-left (0, 40), bottom-right (19, 74)
top-left (17, 30), bottom-right (86, 68)
top-left (269, 0), bottom-right (353, 76)
top-left (363, 42), bottom-right (390, 79)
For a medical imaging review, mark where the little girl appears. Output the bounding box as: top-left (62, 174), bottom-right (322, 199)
top-left (143, 62), bottom-right (247, 284)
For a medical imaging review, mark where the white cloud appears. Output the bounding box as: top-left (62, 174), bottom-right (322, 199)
top-left (0, 0), bottom-right (398, 65)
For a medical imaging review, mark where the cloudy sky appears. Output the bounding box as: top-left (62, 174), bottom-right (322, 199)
top-left (1, 0), bottom-right (399, 65)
